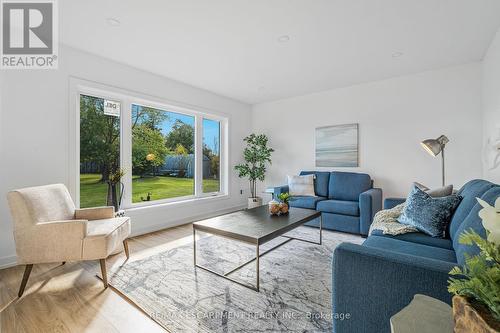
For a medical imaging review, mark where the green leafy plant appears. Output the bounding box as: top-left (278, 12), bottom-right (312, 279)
top-left (447, 198), bottom-right (500, 321)
top-left (234, 134), bottom-right (274, 198)
top-left (108, 168), bottom-right (126, 185)
top-left (107, 167), bottom-right (126, 211)
top-left (277, 192), bottom-right (292, 205)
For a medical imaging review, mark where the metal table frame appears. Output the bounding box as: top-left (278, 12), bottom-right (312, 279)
top-left (193, 214), bottom-right (322, 292)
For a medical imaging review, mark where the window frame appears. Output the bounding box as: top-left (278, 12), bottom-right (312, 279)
top-left (201, 116), bottom-right (223, 195)
top-left (69, 78), bottom-right (228, 210)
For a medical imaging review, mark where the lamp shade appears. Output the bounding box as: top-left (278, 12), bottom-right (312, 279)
top-left (420, 135), bottom-right (449, 157)
top-left (421, 139), bottom-right (442, 156)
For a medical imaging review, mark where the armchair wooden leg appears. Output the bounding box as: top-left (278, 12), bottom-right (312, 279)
top-left (123, 239), bottom-right (130, 259)
top-left (18, 264), bottom-right (33, 297)
top-left (99, 259), bottom-right (108, 289)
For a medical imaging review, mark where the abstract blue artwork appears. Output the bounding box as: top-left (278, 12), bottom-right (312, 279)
top-left (315, 123), bottom-right (358, 167)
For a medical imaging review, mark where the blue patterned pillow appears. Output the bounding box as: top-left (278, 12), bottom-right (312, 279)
top-left (398, 185), bottom-right (462, 238)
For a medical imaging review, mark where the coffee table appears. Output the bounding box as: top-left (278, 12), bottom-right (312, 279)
top-left (193, 206), bottom-right (322, 291)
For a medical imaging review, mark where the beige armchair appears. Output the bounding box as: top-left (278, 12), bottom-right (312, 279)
top-left (7, 184), bottom-right (131, 297)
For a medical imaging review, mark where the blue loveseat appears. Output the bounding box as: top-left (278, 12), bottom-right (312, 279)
top-left (332, 179), bottom-right (500, 333)
top-left (273, 171), bottom-right (382, 236)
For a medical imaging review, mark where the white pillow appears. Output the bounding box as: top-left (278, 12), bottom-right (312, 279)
top-left (287, 174), bottom-right (316, 196)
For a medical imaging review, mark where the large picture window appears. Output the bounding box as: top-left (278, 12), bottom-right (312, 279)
top-left (75, 84), bottom-right (226, 209)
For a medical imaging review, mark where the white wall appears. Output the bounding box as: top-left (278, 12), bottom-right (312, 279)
top-left (482, 28), bottom-right (500, 183)
top-left (252, 63), bottom-right (483, 199)
top-left (0, 46), bottom-right (251, 267)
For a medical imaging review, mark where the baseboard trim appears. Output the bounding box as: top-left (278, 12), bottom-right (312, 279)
top-left (0, 255), bottom-right (17, 269)
top-left (130, 204), bottom-right (247, 237)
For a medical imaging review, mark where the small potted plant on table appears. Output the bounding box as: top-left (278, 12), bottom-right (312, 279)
top-left (268, 192), bottom-right (292, 216)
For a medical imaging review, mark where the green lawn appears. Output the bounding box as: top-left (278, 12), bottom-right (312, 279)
top-left (80, 173), bottom-right (220, 208)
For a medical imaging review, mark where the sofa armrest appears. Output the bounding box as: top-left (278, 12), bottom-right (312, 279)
top-left (332, 242), bottom-right (455, 333)
top-left (36, 219), bottom-right (88, 238)
top-left (359, 188), bottom-right (382, 236)
top-left (14, 219), bottom-right (88, 264)
top-left (75, 206), bottom-right (115, 220)
top-left (384, 197), bottom-right (406, 209)
top-left (273, 185), bottom-right (289, 197)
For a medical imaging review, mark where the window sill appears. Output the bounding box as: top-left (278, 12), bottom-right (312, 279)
top-left (123, 193), bottom-right (230, 212)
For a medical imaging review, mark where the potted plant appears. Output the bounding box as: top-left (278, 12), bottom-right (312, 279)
top-left (234, 134), bottom-right (274, 209)
top-left (448, 197), bottom-right (500, 333)
top-left (268, 192), bottom-right (293, 216)
top-left (277, 192), bottom-right (292, 214)
top-left (107, 168), bottom-right (125, 212)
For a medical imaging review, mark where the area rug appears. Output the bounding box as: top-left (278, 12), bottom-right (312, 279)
top-left (107, 227), bottom-right (362, 333)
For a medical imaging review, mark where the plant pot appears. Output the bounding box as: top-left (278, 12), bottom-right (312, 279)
top-left (248, 197), bottom-right (263, 209)
top-left (453, 296), bottom-right (500, 333)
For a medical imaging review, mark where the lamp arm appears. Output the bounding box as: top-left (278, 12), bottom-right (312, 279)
top-left (441, 146), bottom-right (445, 187)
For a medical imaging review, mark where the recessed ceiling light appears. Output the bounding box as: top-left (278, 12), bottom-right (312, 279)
top-left (106, 18), bottom-right (121, 27)
top-left (277, 35), bottom-right (290, 43)
top-left (392, 52), bottom-right (403, 58)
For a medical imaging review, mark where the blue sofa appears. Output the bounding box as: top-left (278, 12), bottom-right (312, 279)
top-left (332, 179), bottom-right (500, 333)
top-left (273, 171), bottom-right (382, 236)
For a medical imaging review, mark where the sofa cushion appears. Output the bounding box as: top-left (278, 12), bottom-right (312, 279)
top-left (363, 236), bottom-right (457, 263)
top-left (289, 196), bottom-right (326, 209)
top-left (300, 171), bottom-right (330, 197)
top-left (449, 179), bottom-right (496, 241)
top-left (83, 217), bottom-right (131, 260)
top-left (398, 185), bottom-right (462, 238)
top-left (309, 213), bottom-right (360, 234)
top-left (328, 172), bottom-right (372, 201)
top-left (453, 186), bottom-right (500, 266)
top-left (370, 230), bottom-right (453, 250)
top-left (316, 200), bottom-right (359, 216)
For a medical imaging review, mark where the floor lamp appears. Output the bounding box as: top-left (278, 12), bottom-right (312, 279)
top-left (421, 135), bottom-right (449, 186)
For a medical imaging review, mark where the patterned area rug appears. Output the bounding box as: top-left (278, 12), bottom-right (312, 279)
top-left (107, 226), bottom-right (362, 333)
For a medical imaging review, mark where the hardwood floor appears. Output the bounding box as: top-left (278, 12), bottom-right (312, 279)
top-left (0, 224), bottom-right (194, 333)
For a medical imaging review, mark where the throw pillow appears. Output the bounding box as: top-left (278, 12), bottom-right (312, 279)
top-left (414, 182), bottom-right (453, 197)
top-left (287, 174), bottom-right (315, 196)
top-left (398, 185), bottom-right (462, 238)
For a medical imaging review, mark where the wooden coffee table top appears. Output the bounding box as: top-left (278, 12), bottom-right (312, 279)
top-left (193, 206), bottom-right (320, 245)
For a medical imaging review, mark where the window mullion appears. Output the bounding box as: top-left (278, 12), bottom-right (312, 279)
top-left (121, 99), bottom-right (133, 209)
top-left (194, 116), bottom-right (203, 197)
top-left (220, 119), bottom-right (226, 194)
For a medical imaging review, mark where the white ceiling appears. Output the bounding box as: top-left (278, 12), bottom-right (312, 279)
top-left (60, 0), bottom-right (500, 104)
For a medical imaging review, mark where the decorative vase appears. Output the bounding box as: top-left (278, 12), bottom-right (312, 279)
top-left (279, 202), bottom-right (289, 215)
top-left (248, 197), bottom-right (263, 209)
top-left (107, 181), bottom-right (123, 212)
top-left (268, 200), bottom-right (280, 215)
top-left (453, 296), bottom-right (500, 333)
